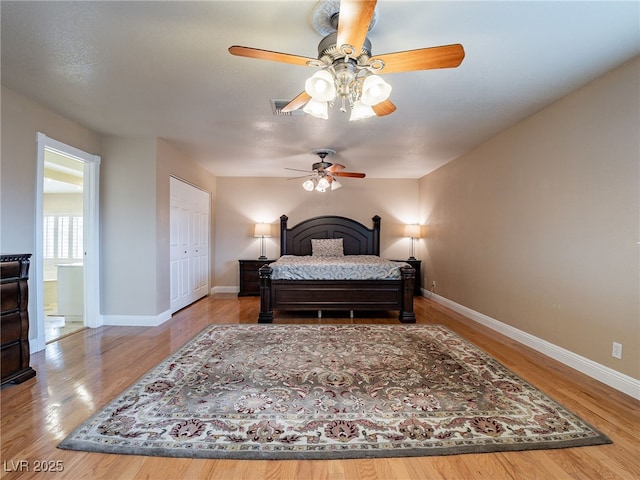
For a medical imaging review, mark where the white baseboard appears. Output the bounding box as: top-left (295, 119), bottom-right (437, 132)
top-left (211, 286), bottom-right (239, 295)
top-left (30, 338), bottom-right (44, 354)
top-left (102, 309), bottom-right (172, 327)
top-left (428, 292), bottom-right (640, 400)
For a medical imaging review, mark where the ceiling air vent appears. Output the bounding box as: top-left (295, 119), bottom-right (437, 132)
top-left (271, 99), bottom-right (305, 116)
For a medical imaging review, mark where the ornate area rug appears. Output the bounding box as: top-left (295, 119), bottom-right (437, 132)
top-left (58, 324), bottom-right (610, 459)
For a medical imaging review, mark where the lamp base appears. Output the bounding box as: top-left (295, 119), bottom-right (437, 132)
top-left (258, 255), bottom-right (268, 261)
top-left (407, 256), bottom-right (417, 261)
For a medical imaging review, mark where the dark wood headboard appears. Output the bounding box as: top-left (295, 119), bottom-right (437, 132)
top-left (279, 215), bottom-right (381, 256)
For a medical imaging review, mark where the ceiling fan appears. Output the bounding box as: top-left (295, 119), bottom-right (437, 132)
top-left (287, 149), bottom-right (365, 192)
top-left (229, 0), bottom-right (465, 120)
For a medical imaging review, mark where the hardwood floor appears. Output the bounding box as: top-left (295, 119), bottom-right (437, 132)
top-left (1, 295), bottom-right (638, 480)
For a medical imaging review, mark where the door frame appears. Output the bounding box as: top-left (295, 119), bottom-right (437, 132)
top-left (34, 133), bottom-right (101, 352)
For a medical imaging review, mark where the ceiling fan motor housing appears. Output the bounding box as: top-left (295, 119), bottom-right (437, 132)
top-left (317, 32), bottom-right (372, 61)
top-left (312, 161), bottom-right (333, 171)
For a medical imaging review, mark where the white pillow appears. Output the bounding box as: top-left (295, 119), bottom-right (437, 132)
top-left (311, 238), bottom-right (344, 257)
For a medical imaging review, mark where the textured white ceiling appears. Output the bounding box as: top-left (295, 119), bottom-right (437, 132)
top-left (2, 1), bottom-right (638, 178)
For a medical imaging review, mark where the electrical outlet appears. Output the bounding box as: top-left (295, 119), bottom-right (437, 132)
top-left (612, 342), bottom-right (622, 359)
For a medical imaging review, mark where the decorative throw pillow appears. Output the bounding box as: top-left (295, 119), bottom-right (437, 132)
top-left (311, 238), bottom-right (344, 257)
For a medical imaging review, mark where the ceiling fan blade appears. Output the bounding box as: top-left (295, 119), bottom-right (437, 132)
top-left (372, 99), bottom-right (396, 116)
top-left (333, 171), bottom-right (366, 178)
top-left (287, 174), bottom-right (314, 180)
top-left (285, 167), bottom-right (315, 174)
top-left (281, 91), bottom-right (311, 113)
top-left (372, 44), bottom-right (465, 74)
top-left (229, 46), bottom-right (315, 67)
top-left (325, 163), bottom-right (346, 173)
top-left (336, 0), bottom-right (377, 55)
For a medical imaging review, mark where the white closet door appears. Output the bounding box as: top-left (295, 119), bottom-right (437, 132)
top-left (170, 177), bottom-right (210, 313)
top-left (191, 186), bottom-right (210, 300)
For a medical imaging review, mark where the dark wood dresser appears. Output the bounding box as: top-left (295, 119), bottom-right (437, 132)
top-left (238, 259), bottom-right (275, 296)
top-left (1, 254), bottom-right (36, 385)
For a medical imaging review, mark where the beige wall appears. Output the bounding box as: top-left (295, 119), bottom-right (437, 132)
top-left (101, 137), bottom-right (216, 317)
top-left (101, 137), bottom-right (159, 316)
top-left (1, 87), bottom-right (102, 253)
top-left (419, 57), bottom-right (639, 378)
top-left (213, 177), bottom-right (420, 288)
top-left (1, 86), bottom-right (102, 340)
top-left (156, 138), bottom-right (217, 311)
top-left (0, 87), bottom-right (217, 322)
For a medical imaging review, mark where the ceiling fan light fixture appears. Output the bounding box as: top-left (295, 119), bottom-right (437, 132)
top-left (304, 70), bottom-right (336, 101)
top-left (302, 178), bottom-right (316, 191)
top-left (303, 98), bottom-right (329, 119)
top-left (316, 176), bottom-right (331, 190)
top-left (292, 149), bottom-right (365, 192)
top-left (349, 100), bottom-right (376, 121)
top-left (360, 74), bottom-right (392, 106)
top-left (229, 1), bottom-right (466, 122)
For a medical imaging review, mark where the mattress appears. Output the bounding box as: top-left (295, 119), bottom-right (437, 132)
top-left (268, 255), bottom-right (408, 280)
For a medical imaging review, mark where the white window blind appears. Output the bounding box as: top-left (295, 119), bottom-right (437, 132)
top-left (44, 215), bottom-right (83, 261)
top-left (57, 217), bottom-right (69, 258)
top-left (44, 216), bottom-right (55, 258)
top-left (72, 216), bottom-right (83, 259)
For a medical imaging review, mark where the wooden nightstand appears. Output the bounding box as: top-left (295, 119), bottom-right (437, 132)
top-left (238, 259), bottom-right (275, 296)
top-left (394, 259), bottom-right (422, 296)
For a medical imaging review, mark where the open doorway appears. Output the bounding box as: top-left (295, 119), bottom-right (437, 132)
top-left (42, 150), bottom-right (86, 342)
top-left (34, 133), bottom-right (101, 351)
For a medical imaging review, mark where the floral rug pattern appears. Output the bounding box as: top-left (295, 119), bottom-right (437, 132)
top-left (59, 324), bottom-right (610, 459)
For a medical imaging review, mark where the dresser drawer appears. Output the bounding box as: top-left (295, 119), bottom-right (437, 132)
top-left (0, 259), bottom-right (22, 279)
top-left (1, 342), bottom-right (22, 379)
top-left (1, 282), bottom-right (20, 312)
top-left (0, 311), bottom-right (22, 344)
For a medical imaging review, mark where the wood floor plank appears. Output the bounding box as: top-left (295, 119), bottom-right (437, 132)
top-left (0, 295), bottom-right (638, 479)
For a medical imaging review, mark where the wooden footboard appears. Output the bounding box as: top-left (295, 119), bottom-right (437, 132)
top-left (258, 265), bottom-right (416, 323)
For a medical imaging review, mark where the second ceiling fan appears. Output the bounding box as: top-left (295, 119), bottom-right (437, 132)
top-left (287, 149), bottom-right (365, 192)
top-left (229, 0), bottom-right (465, 120)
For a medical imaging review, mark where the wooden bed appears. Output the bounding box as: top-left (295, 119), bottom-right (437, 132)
top-left (258, 215), bottom-right (416, 323)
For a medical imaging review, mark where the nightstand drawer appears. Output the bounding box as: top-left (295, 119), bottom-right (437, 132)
top-left (238, 259), bottom-right (275, 296)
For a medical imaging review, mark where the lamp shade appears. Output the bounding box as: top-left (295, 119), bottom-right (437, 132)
top-left (360, 75), bottom-right (392, 106)
top-left (302, 179), bottom-right (315, 191)
top-left (303, 99), bottom-right (329, 119)
top-left (254, 223), bottom-right (272, 238)
top-left (404, 224), bottom-right (421, 238)
top-left (304, 70), bottom-right (336, 101)
top-left (349, 100), bottom-right (376, 121)
top-left (316, 177), bottom-right (330, 190)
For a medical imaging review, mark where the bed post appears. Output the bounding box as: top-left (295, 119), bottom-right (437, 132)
top-left (372, 215), bottom-right (381, 256)
top-left (399, 265), bottom-right (416, 323)
top-left (279, 215), bottom-right (288, 257)
top-left (258, 265), bottom-right (274, 323)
